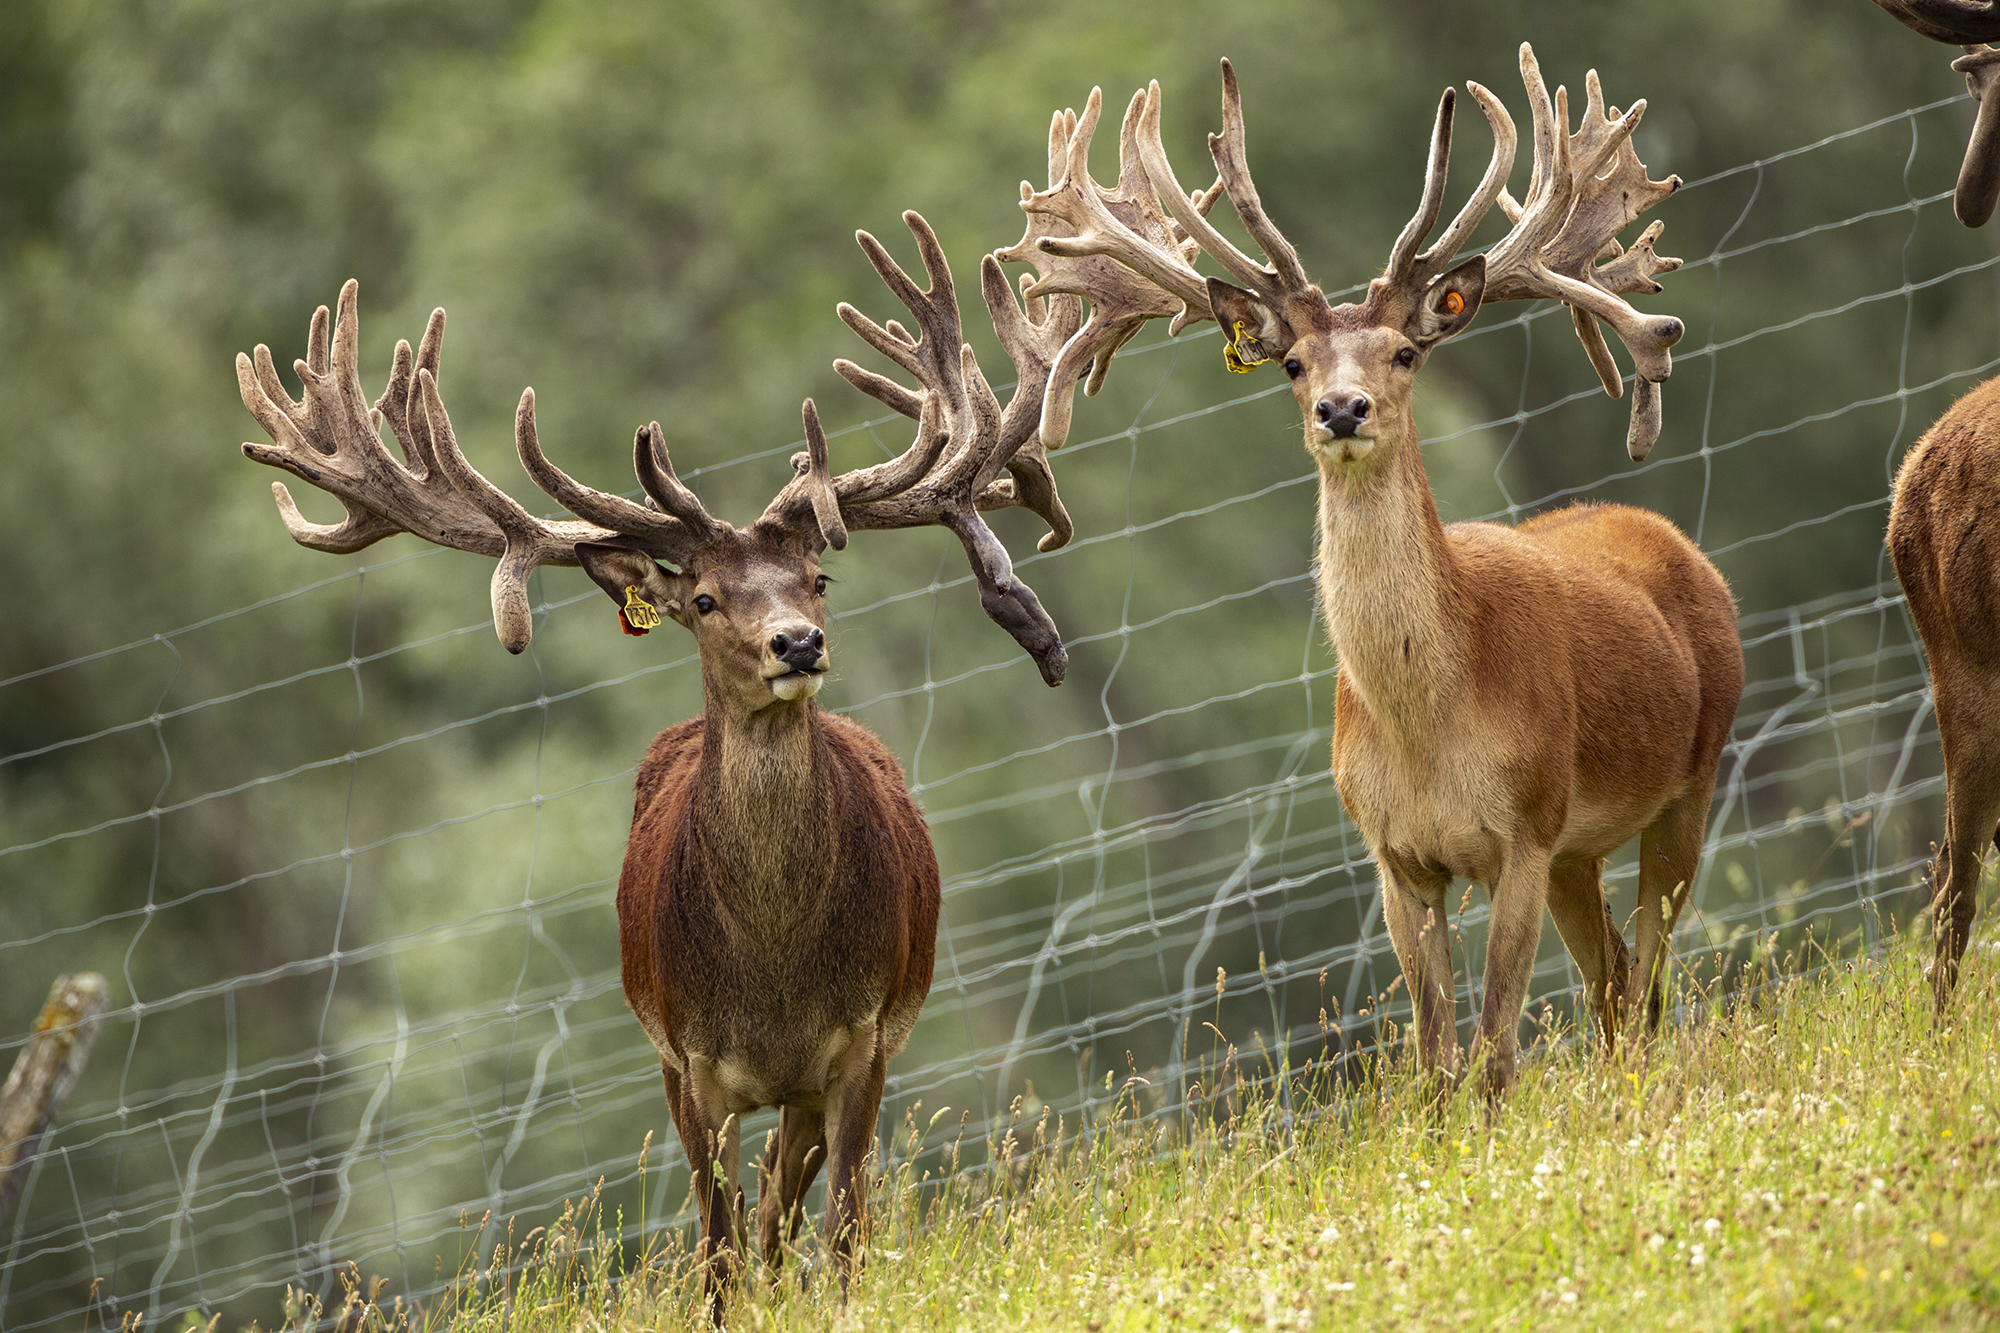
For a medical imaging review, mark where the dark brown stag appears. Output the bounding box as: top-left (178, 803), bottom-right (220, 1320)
top-left (1005, 46), bottom-right (1743, 1097)
top-left (235, 212), bottom-right (1083, 1307)
top-left (1889, 377), bottom-right (2000, 1010)
top-left (1871, 0), bottom-right (2000, 226)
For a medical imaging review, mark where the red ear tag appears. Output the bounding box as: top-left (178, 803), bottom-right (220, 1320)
top-left (619, 585), bottom-right (660, 635)
top-left (1444, 291), bottom-right (1465, 315)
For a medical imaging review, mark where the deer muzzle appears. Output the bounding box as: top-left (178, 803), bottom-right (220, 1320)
top-left (765, 627), bottom-right (828, 701)
top-left (1316, 395), bottom-right (1372, 439)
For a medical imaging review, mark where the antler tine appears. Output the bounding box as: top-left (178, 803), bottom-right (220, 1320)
top-left (756, 401), bottom-right (850, 552)
top-left (1023, 88), bottom-right (1212, 309)
top-left (1872, 0), bottom-right (2000, 41)
top-left (630, 420), bottom-right (726, 543)
top-left (1377, 79), bottom-right (1527, 288)
top-left (1873, 1), bottom-right (2000, 225)
top-left (377, 309), bottom-right (447, 481)
top-left (238, 281), bottom-right (716, 652)
top-left (514, 394), bottom-right (714, 561)
top-left (1951, 47), bottom-right (2000, 225)
top-left (1205, 59), bottom-right (1311, 296)
top-left (979, 257), bottom-right (1080, 552)
top-left (1385, 88), bottom-right (1458, 287)
top-left (1413, 81), bottom-right (1518, 282)
top-left (1135, 77), bottom-right (1288, 303)
top-left (416, 368), bottom-right (568, 651)
top-left (838, 220), bottom-right (969, 430)
top-left (1476, 44), bottom-right (1685, 461)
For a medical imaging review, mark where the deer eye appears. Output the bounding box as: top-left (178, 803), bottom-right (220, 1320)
top-left (813, 575), bottom-right (829, 597)
top-left (692, 594), bottom-right (716, 615)
top-left (1394, 347), bottom-right (1416, 369)
top-left (1282, 357), bottom-right (1302, 379)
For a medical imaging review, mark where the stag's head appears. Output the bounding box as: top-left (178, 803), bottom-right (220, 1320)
top-left (571, 420), bottom-right (846, 715)
top-left (580, 532), bottom-right (831, 709)
top-left (1209, 254), bottom-right (1485, 470)
top-left (1005, 45), bottom-right (1684, 464)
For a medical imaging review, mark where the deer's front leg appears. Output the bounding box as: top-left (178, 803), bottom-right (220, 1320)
top-left (665, 1061), bottom-right (742, 1317)
top-left (819, 1025), bottom-right (887, 1294)
top-left (1471, 844), bottom-right (1555, 1101)
top-left (757, 1106), bottom-right (826, 1277)
top-left (1376, 854), bottom-right (1457, 1091)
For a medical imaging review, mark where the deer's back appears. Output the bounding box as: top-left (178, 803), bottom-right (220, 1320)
top-left (615, 714), bottom-right (940, 1102)
top-left (1891, 379), bottom-right (2000, 678)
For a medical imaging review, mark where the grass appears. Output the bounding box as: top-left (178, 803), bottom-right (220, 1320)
top-left (274, 924), bottom-right (2000, 1332)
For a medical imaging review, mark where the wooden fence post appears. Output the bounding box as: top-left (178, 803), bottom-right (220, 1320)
top-left (0, 973), bottom-right (111, 1233)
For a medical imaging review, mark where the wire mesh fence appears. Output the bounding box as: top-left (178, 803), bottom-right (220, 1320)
top-left (0, 86), bottom-right (1991, 1331)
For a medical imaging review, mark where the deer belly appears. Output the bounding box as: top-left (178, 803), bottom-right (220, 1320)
top-left (681, 1013), bottom-right (880, 1115)
top-left (1557, 785), bottom-right (1678, 860)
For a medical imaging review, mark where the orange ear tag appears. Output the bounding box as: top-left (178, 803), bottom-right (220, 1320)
top-left (1444, 291), bottom-right (1465, 315)
top-left (619, 585), bottom-right (661, 635)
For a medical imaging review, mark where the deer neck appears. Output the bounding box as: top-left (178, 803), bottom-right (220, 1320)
top-left (693, 680), bottom-right (837, 941)
top-left (1313, 415), bottom-right (1468, 740)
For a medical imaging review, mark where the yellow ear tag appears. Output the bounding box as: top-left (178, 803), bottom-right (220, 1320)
top-left (1223, 320), bottom-right (1270, 374)
top-left (619, 585), bottom-right (661, 635)
top-left (1444, 290), bottom-right (1465, 315)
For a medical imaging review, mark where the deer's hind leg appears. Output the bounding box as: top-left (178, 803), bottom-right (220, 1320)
top-left (1930, 677), bottom-right (2000, 1010)
top-left (1547, 857), bottom-right (1631, 1052)
top-left (1630, 786), bottom-right (1714, 1034)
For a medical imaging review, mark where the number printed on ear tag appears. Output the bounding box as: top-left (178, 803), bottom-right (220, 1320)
top-left (619, 585), bottom-right (661, 635)
top-left (1223, 320), bottom-right (1269, 374)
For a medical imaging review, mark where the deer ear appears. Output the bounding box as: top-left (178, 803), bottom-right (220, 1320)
top-left (576, 543), bottom-right (686, 633)
top-left (1410, 255), bottom-right (1485, 348)
top-left (1206, 276), bottom-right (1293, 369)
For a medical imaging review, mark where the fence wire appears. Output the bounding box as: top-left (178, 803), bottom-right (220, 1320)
top-left (0, 92), bottom-right (1990, 1330)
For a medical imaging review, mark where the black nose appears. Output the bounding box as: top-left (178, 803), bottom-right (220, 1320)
top-left (771, 627), bottom-right (825, 670)
top-left (1315, 396), bottom-right (1370, 438)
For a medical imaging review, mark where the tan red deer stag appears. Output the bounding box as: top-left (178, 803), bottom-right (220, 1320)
top-left (1006, 46), bottom-right (1744, 1097)
top-left (1870, 0), bottom-right (2000, 227)
top-left (235, 212), bottom-right (1082, 1304)
top-left (1889, 381), bottom-right (2000, 1010)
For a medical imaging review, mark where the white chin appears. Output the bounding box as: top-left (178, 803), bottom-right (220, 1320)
top-left (769, 673), bottom-right (822, 702)
top-left (1312, 433), bottom-right (1375, 463)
